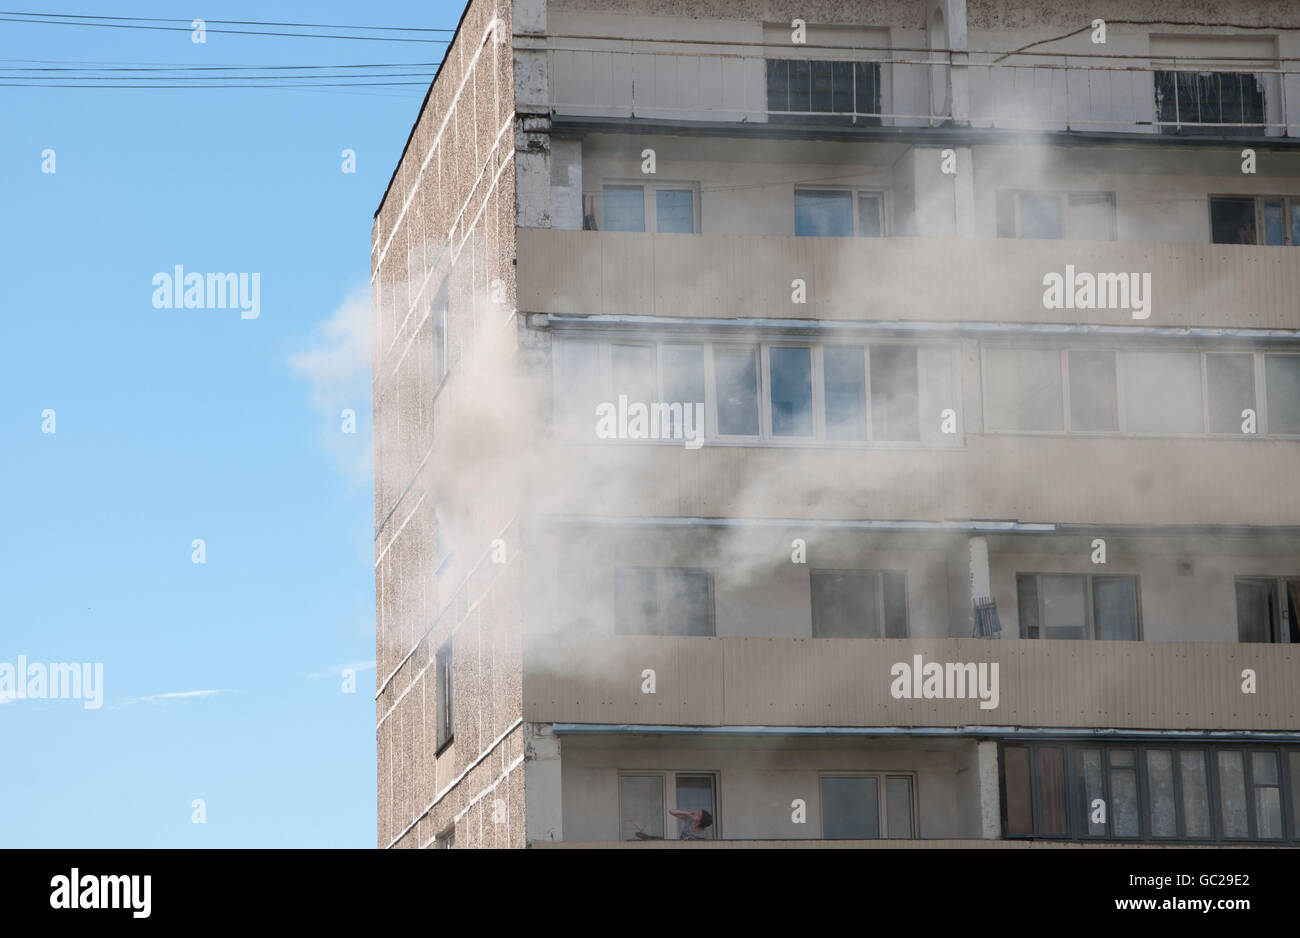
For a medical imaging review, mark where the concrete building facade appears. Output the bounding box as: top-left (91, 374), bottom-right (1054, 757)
top-left (373, 0), bottom-right (1300, 847)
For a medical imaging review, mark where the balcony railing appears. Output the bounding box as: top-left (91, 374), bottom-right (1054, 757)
top-left (544, 39), bottom-right (1297, 136)
top-left (522, 636), bottom-right (1300, 730)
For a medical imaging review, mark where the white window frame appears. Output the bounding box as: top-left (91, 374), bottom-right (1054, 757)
top-left (981, 345), bottom-right (1291, 439)
top-left (793, 186), bottom-right (889, 237)
top-left (601, 181), bottom-right (701, 234)
top-left (617, 769), bottom-right (721, 841)
top-left (1016, 572), bottom-right (1144, 641)
top-left (809, 568), bottom-right (909, 638)
top-left (996, 190), bottom-right (1116, 240)
top-left (818, 770), bottom-right (917, 840)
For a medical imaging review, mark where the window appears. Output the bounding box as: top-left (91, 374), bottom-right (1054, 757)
top-left (1155, 71), bottom-right (1265, 134)
top-left (1003, 742), bottom-right (1300, 843)
top-left (1266, 354), bottom-right (1300, 434)
top-left (1016, 573), bottom-right (1140, 641)
top-left (1235, 576), bottom-right (1300, 643)
top-left (435, 640), bottom-right (454, 752)
top-left (820, 773), bottom-right (915, 839)
top-left (619, 771), bottom-right (719, 841)
top-left (1211, 196), bottom-right (1300, 245)
top-left (619, 774), bottom-right (664, 841)
top-left (769, 346), bottom-right (813, 436)
top-left (436, 826), bottom-right (455, 849)
top-left (810, 570), bottom-right (907, 638)
top-left (614, 567), bottom-right (714, 636)
top-left (715, 346), bottom-right (761, 436)
top-left (1068, 350), bottom-right (1118, 432)
top-left (995, 191), bottom-right (1115, 240)
top-left (552, 337), bottom-right (956, 446)
top-left (984, 348), bottom-right (1064, 431)
top-left (1206, 353), bottom-right (1255, 434)
top-left (431, 282), bottom-right (449, 389)
top-left (795, 189), bottom-right (885, 237)
top-left (766, 59), bottom-right (881, 124)
top-left (602, 184), bottom-right (698, 233)
top-left (1121, 351), bottom-right (1204, 434)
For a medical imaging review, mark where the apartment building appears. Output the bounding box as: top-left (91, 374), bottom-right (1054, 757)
top-left (371, 0), bottom-right (1300, 848)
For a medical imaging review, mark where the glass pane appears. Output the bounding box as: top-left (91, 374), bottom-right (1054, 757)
top-left (1218, 751), bottom-right (1249, 839)
top-left (1068, 350), bottom-right (1118, 431)
top-left (882, 571), bottom-right (908, 639)
top-left (770, 346), bottom-right (813, 436)
top-left (604, 185), bottom-right (645, 232)
top-left (1122, 352), bottom-right (1203, 433)
top-left (1180, 751), bottom-right (1211, 838)
top-left (1265, 355), bottom-right (1300, 434)
top-left (1004, 747), bottom-right (1033, 835)
top-left (1252, 750), bottom-right (1279, 785)
top-left (996, 191), bottom-right (1017, 238)
top-left (858, 192), bottom-right (884, 237)
top-left (662, 569), bottom-right (713, 637)
top-left (795, 189), bottom-right (854, 237)
top-left (810, 60), bottom-right (833, 113)
top-left (610, 344), bottom-right (656, 405)
top-left (824, 346), bottom-right (867, 440)
top-left (854, 62), bottom-right (881, 119)
top-left (1206, 353), bottom-right (1255, 434)
top-left (1066, 193), bottom-right (1114, 241)
top-left (830, 61), bottom-right (853, 114)
top-left (1079, 749), bottom-right (1107, 836)
top-left (765, 59), bottom-right (788, 111)
top-left (985, 348), bottom-right (1063, 431)
top-left (1210, 196), bottom-right (1256, 245)
top-left (1291, 752), bottom-right (1300, 838)
top-left (1041, 575), bottom-right (1087, 640)
top-left (1092, 576), bottom-right (1139, 641)
top-left (1110, 764), bottom-right (1139, 837)
top-left (1039, 748), bottom-right (1067, 835)
top-left (821, 776), bottom-right (879, 839)
top-left (811, 571), bottom-right (879, 638)
top-left (1291, 202), bottom-right (1300, 246)
top-left (1256, 787), bottom-right (1283, 839)
top-left (1147, 750), bottom-right (1177, 837)
top-left (555, 340), bottom-right (601, 440)
top-left (620, 775), bottom-right (664, 841)
top-left (655, 189), bottom-right (694, 234)
top-left (790, 60), bottom-right (810, 110)
top-left (662, 344), bottom-right (706, 440)
top-left (870, 345), bottom-right (920, 441)
top-left (886, 777), bottom-right (913, 838)
top-left (614, 568), bottom-right (659, 635)
top-left (715, 347), bottom-right (760, 435)
top-left (1236, 578), bottom-right (1276, 643)
top-left (674, 775), bottom-right (716, 840)
top-left (1263, 199), bottom-right (1285, 246)
top-left (1017, 574), bottom-right (1040, 639)
top-left (1018, 192), bottom-right (1063, 239)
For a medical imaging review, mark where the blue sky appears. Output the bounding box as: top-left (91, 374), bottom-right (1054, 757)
top-left (0, 2), bottom-right (457, 847)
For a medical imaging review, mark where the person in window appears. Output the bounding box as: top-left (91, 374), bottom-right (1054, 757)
top-left (669, 807), bottom-right (713, 840)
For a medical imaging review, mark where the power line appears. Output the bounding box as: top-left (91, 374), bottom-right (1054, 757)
top-left (0, 14), bottom-right (453, 42)
top-left (0, 10), bottom-right (455, 32)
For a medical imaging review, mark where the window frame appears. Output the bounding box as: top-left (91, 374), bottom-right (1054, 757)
top-left (793, 186), bottom-right (889, 237)
top-left (1234, 575), bottom-right (1300, 644)
top-left (994, 189), bottom-right (1116, 241)
top-left (809, 568), bottom-right (909, 639)
top-left (600, 181), bottom-right (701, 234)
top-left (617, 769), bottom-right (721, 841)
top-left (818, 770), bottom-right (918, 840)
top-left (764, 55), bottom-right (885, 124)
top-left (1209, 194), bottom-right (1300, 246)
top-left (551, 334), bottom-right (958, 449)
top-left (435, 639), bottom-right (454, 755)
top-left (1015, 572), bottom-right (1143, 642)
top-left (1001, 741), bottom-right (1300, 844)
top-left (613, 565), bottom-right (716, 637)
top-left (980, 344), bottom-right (1287, 439)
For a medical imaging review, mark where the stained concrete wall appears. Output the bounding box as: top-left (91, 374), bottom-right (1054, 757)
top-left (371, 0), bottom-right (527, 848)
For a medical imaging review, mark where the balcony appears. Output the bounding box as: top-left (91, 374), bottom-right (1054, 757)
top-left (522, 636), bottom-right (1300, 730)
top-left (517, 229), bottom-right (1300, 331)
